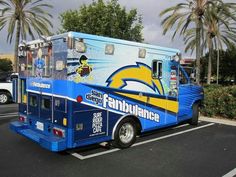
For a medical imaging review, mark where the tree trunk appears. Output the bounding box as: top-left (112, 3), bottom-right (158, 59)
top-left (207, 38), bottom-right (213, 85)
top-left (195, 19), bottom-right (201, 85)
top-left (14, 20), bottom-right (20, 73)
top-left (216, 46), bottom-right (220, 85)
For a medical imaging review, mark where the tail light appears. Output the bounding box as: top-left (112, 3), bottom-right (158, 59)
top-left (53, 127), bottom-right (65, 138)
top-left (19, 116), bottom-right (27, 123)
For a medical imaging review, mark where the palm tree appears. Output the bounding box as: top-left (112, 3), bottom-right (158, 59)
top-left (213, 2), bottom-right (236, 84)
top-left (160, 0), bottom-right (221, 84)
top-left (0, 0), bottom-right (53, 72)
top-left (183, 2), bottom-right (236, 84)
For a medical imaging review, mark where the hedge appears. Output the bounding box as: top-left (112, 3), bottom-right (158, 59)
top-left (201, 85), bottom-right (236, 120)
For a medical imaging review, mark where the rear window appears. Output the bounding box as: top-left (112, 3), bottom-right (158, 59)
top-left (41, 98), bottom-right (51, 110)
top-left (29, 95), bottom-right (37, 107)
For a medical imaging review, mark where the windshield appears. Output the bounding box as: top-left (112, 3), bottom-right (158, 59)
top-left (183, 67), bottom-right (192, 78)
top-left (181, 66), bottom-right (196, 84)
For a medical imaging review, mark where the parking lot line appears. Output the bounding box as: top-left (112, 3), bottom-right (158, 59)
top-left (0, 113), bottom-right (18, 118)
top-left (70, 123), bottom-right (215, 160)
top-left (171, 123), bottom-right (190, 129)
top-left (133, 123), bottom-right (214, 147)
top-left (222, 168), bottom-right (236, 177)
top-left (71, 148), bottom-right (120, 160)
top-left (0, 112), bottom-right (18, 116)
top-left (0, 114), bottom-right (18, 118)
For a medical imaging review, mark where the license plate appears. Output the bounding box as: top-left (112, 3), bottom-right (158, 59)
top-left (36, 121), bottom-right (44, 131)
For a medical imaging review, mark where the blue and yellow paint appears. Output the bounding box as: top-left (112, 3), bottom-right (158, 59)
top-left (106, 62), bottom-right (164, 95)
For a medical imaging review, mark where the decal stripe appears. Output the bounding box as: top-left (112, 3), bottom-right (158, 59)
top-left (115, 92), bottom-right (178, 113)
top-left (84, 83), bottom-right (177, 101)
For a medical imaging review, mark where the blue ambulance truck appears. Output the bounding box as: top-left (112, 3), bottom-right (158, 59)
top-left (10, 32), bottom-right (204, 151)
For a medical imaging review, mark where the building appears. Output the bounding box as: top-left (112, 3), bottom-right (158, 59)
top-left (180, 57), bottom-right (196, 65)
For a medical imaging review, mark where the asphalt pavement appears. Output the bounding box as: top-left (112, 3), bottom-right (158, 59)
top-left (0, 104), bottom-right (236, 177)
top-left (0, 103), bottom-right (18, 114)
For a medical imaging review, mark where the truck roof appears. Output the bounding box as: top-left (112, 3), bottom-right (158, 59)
top-left (25, 32), bottom-right (180, 55)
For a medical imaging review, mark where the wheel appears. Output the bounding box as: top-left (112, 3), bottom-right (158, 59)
top-left (113, 118), bottom-right (137, 149)
top-left (0, 92), bottom-right (10, 104)
top-left (189, 103), bottom-right (199, 125)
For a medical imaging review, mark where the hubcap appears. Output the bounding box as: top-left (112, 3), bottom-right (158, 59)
top-left (0, 94), bottom-right (7, 103)
top-left (119, 123), bottom-right (134, 144)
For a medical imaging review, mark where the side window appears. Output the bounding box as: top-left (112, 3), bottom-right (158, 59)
top-left (54, 98), bottom-right (66, 112)
top-left (152, 60), bottom-right (163, 79)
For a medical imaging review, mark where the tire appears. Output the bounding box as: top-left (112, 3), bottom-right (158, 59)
top-left (189, 103), bottom-right (199, 125)
top-left (0, 92), bottom-right (10, 104)
top-left (113, 118), bottom-right (137, 149)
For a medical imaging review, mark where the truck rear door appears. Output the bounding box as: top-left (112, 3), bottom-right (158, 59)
top-left (27, 45), bottom-right (53, 126)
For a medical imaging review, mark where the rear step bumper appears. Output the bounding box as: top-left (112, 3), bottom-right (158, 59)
top-left (10, 121), bottom-right (66, 152)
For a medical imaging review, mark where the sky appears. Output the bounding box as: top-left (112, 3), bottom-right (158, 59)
top-left (0, 0), bottom-right (191, 56)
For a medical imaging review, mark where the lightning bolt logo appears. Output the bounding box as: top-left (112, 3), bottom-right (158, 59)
top-left (106, 62), bottom-right (164, 95)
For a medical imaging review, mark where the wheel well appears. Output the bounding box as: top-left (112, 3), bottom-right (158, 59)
top-left (128, 115), bottom-right (142, 135)
top-left (112, 115), bottom-right (142, 139)
top-left (192, 100), bottom-right (202, 108)
top-left (0, 89), bottom-right (11, 96)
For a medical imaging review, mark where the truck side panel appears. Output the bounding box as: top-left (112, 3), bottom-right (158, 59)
top-left (65, 32), bottom-right (180, 140)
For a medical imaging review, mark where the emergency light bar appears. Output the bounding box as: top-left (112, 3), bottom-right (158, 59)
top-left (75, 40), bottom-right (86, 53)
top-left (139, 48), bottom-right (146, 58)
top-left (67, 37), bottom-right (87, 53)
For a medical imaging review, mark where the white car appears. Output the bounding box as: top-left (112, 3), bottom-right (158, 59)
top-left (0, 73), bottom-right (18, 104)
top-left (0, 82), bottom-right (13, 104)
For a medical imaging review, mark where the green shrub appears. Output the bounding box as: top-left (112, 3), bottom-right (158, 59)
top-left (0, 58), bottom-right (13, 72)
top-left (201, 85), bottom-right (236, 119)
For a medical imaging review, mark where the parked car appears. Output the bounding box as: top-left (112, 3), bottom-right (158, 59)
top-left (0, 73), bottom-right (18, 104)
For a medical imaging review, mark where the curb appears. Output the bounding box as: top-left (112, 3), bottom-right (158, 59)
top-left (200, 116), bottom-right (236, 127)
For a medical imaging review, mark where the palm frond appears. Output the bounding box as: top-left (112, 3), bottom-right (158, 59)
top-left (0, 0), bottom-right (53, 42)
